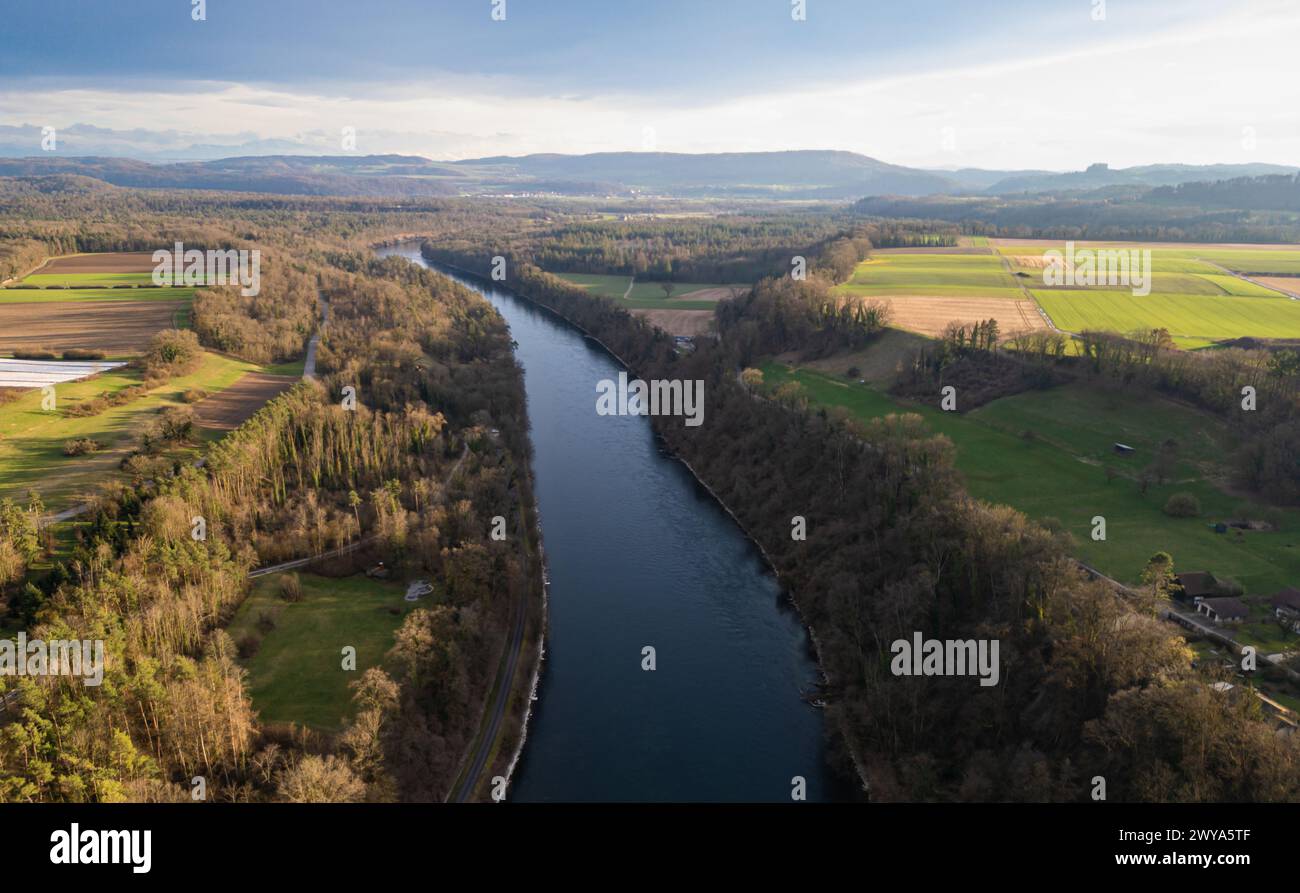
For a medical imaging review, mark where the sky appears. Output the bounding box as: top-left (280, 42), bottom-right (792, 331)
top-left (1, 0), bottom-right (1298, 169)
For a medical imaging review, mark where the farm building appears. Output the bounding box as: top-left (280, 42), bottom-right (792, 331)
top-left (1196, 596), bottom-right (1249, 625)
top-left (1272, 587), bottom-right (1300, 629)
top-left (1174, 571), bottom-right (1217, 603)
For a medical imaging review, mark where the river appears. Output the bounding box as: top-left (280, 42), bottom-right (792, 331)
top-left (378, 244), bottom-right (848, 802)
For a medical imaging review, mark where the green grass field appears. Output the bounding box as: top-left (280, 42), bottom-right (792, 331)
top-left (1196, 274), bottom-right (1288, 297)
top-left (262, 357), bottom-right (306, 377)
top-left (1031, 289), bottom-right (1300, 347)
top-left (556, 272), bottom-right (747, 309)
top-left (227, 573), bottom-right (416, 731)
top-left (21, 272), bottom-right (159, 287)
top-left (996, 242), bottom-right (1300, 277)
top-left (0, 351), bottom-right (258, 509)
top-left (836, 254), bottom-right (1025, 300)
top-left (0, 287), bottom-right (196, 303)
top-left (758, 364), bottom-right (1300, 612)
top-left (835, 243), bottom-right (1300, 348)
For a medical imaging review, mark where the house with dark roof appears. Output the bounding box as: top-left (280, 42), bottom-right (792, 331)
top-left (1272, 587), bottom-right (1300, 630)
top-left (1174, 571), bottom-right (1217, 603)
top-left (1197, 596), bottom-right (1249, 625)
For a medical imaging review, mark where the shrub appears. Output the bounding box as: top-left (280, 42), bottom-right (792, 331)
top-left (65, 383), bottom-right (148, 418)
top-left (62, 348), bottom-right (106, 360)
top-left (279, 573), bottom-right (304, 602)
top-left (13, 348), bottom-right (56, 360)
top-left (62, 438), bottom-right (102, 456)
top-left (256, 611), bottom-right (278, 635)
top-left (845, 366), bottom-right (861, 379)
top-left (1163, 492), bottom-right (1201, 518)
top-left (141, 329), bottom-right (202, 377)
top-left (155, 406), bottom-right (196, 444)
top-left (1038, 516), bottom-right (1065, 535)
top-left (236, 634), bottom-right (262, 660)
top-left (180, 388), bottom-right (209, 404)
top-left (1215, 577), bottom-right (1245, 597)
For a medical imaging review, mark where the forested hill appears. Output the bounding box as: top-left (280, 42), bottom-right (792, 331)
top-left (0, 155), bottom-right (463, 198)
top-left (452, 150), bottom-right (958, 198)
top-left (0, 150), bottom-right (956, 200)
top-left (978, 162), bottom-right (1299, 195)
top-left (1148, 173), bottom-right (1300, 211)
top-left (852, 184), bottom-right (1300, 243)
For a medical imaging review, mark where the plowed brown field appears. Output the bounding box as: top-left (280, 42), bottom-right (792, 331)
top-left (0, 300), bottom-right (185, 355)
top-left (192, 372), bottom-right (296, 430)
top-left (1256, 277), bottom-right (1300, 297)
top-left (878, 295), bottom-right (1049, 337)
top-left (34, 252), bottom-right (159, 274)
top-left (630, 308), bottom-right (714, 336)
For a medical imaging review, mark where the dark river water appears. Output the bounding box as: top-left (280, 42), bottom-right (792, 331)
top-left (378, 244), bottom-right (847, 802)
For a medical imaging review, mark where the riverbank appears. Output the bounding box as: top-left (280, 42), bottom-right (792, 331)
top-left (373, 245), bottom-right (549, 802)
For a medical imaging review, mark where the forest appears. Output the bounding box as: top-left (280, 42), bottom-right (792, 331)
top-left (853, 190), bottom-right (1300, 243)
top-left (0, 185), bottom-right (540, 802)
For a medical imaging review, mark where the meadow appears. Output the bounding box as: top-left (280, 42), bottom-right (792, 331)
top-left (0, 286), bottom-right (195, 302)
top-left (21, 272), bottom-right (159, 286)
top-left (835, 253), bottom-right (1025, 299)
top-left (556, 272), bottom-right (747, 309)
top-left (1031, 288), bottom-right (1300, 348)
top-left (227, 572), bottom-right (416, 731)
top-left (758, 364), bottom-right (1300, 625)
top-left (0, 351), bottom-right (259, 509)
top-left (991, 239), bottom-right (1300, 275)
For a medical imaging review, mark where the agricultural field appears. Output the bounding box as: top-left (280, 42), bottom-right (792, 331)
top-left (1255, 277), bottom-right (1300, 298)
top-left (0, 358), bottom-right (126, 388)
top-left (0, 299), bottom-right (191, 355)
top-left (227, 572), bottom-right (417, 731)
top-left (1030, 288), bottom-right (1300, 349)
top-left (831, 253), bottom-right (1044, 336)
top-left (1000, 240), bottom-right (1300, 347)
top-left (863, 295), bottom-right (1046, 338)
top-left (191, 371), bottom-right (297, 430)
top-left (757, 363), bottom-right (1300, 643)
top-left (20, 251), bottom-right (160, 281)
top-left (629, 308), bottom-right (715, 337)
top-left (0, 252), bottom-right (197, 357)
top-left (836, 253), bottom-right (1025, 300)
top-left (21, 273), bottom-right (158, 286)
top-left (0, 287), bottom-right (195, 302)
top-left (0, 351), bottom-right (261, 510)
top-left (990, 238), bottom-right (1300, 275)
top-left (555, 272), bottom-right (748, 309)
top-left (834, 242), bottom-right (1300, 349)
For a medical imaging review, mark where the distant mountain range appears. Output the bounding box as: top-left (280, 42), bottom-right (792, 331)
top-left (0, 150), bottom-right (1295, 202)
top-left (0, 155), bottom-right (464, 198)
top-left (973, 161), bottom-right (1299, 195)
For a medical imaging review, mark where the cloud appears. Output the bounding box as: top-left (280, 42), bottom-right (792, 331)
top-left (2, 0), bottom-right (1296, 168)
